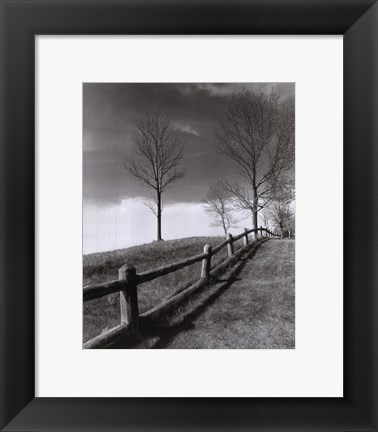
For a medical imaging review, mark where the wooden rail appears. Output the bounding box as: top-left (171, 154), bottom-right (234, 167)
top-left (137, 251), bottom-right (208, 285)
top-left (83, 226), bottom-right (280, 348)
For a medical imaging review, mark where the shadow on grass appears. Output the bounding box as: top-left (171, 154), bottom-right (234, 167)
top-left (137, 239), bottom-right (267, 349)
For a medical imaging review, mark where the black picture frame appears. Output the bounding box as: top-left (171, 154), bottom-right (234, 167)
top-left (1, 0), bottom-right (377, 430)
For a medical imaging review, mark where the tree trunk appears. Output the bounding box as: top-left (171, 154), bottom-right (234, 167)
top-left (221, 216), bottom-right (228, 237)
top-left (252, 210), bottom-right (258, 231)
top-left (157, 191), bottom-right (162, 241)
top-left (252, 186), bottom-right (258, 237)
top-left (279, 221), bottom-right (284, 239)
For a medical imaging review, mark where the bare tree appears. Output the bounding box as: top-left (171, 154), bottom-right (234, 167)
top-left (203, 182), bottom-right (238, 235)
top-left (260, 208), bottom-right (272, 231)
top-left (286, 213), bottom-right (295, 239)
top-left (215, 90), bottom-right (295, 231)
top-left (269, 202), bottom-right (294, 238)
top-left (124, 110), bottom-right (185, 241)
top-left (266, 179), bottom-right (295, 238)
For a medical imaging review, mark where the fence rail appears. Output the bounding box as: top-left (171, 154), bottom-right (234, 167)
top-left (137, 251), bottom-right (208, 285)
top-left (83, 226), bottom-right (280, 349)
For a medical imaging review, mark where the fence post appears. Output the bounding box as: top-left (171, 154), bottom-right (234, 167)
top-left (118, 264), bottom-right (139, 335)
top-left (243, 227), bottom-right (249, 246)
top-left (201, 244), bottom-right (212, 280)
top-left (260, 225), bottom-right (263, 237)
top-left (227, 233), bottom-right (234, 257)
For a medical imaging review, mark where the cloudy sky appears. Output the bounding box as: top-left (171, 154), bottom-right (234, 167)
top-left (83, 83), bottom-right (294, 254)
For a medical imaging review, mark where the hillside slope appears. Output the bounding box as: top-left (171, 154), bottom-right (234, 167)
top-left (134, 239), bottom-right (295, 349)
top-left (83, 236), bottom-right (245, 342)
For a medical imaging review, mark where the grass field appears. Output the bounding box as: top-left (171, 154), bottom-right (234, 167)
top-left (83, 236), bottom-right (245, 342)
top-left (134, 239), bottom-right (295, 349)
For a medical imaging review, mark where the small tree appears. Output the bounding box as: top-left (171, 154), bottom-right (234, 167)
top-left (203, 183), bottom-right (238, 235)
top-left (269, 202), bottom-right (293, 238)
top-left (260, 208), bottom-right (272, 231)
top-left (267, 179), bottom-right (295, 238)
top-left (124, 110), bottom-right (185, 241)
top-left (286, 213), bottom-right (295, 239)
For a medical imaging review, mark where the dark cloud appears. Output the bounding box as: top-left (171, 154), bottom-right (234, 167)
top-left (83, 83), bottom-right (295, 206)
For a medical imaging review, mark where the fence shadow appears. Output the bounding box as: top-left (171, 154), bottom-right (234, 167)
top-left (136, 240), bottom-right (266, 349)
top-left (84, 226), bottom-right (278, 348)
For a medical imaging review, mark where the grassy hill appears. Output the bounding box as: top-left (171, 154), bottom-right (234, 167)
top-left (134, 239), bottom-right (295, 349)
top-left (83, 236), bottom-right (244, 342)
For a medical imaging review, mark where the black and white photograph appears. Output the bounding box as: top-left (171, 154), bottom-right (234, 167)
top-left (83, 83), bottom-right (295, 349)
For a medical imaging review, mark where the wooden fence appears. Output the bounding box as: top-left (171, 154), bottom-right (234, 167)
top-left (83, 226), bottom-right (280, 349)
